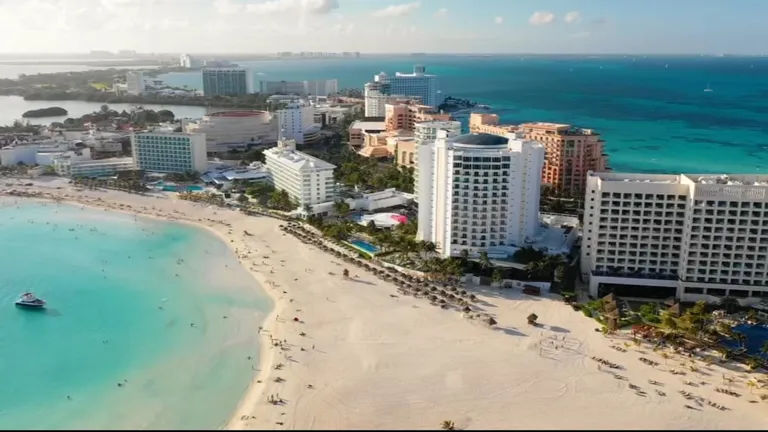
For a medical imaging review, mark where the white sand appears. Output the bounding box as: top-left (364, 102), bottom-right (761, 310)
top-left (5, 178), bottom-right (767, 430)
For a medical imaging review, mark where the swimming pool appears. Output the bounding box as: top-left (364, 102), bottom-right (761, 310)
top-left (162, 185), bottom-right (204, 192)
top-left (348, 239), bottom-right (380, 255)
top-left (723, 323), bottom-right (768, 358)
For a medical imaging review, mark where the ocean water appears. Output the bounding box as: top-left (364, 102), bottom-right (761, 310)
top-left (0, 200), bottom-right (271, 429)
top-left (157, 55), bottom-right (768, 174)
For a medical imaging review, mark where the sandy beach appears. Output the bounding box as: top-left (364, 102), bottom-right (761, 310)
top-left (3, 177), bottom-right (767, 430)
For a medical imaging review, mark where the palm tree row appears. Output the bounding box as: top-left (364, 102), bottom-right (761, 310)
top-left (72, 177), bottom-right (149, 194)
top-left (280, 223), bottom-right (479, 313)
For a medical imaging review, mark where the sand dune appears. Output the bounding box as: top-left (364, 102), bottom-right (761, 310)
top-left (5, 178), bottom-right (766, 430)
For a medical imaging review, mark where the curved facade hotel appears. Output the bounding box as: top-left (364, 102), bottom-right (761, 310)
top-left (582, 172), bottom-right (768, 302)
top-left (417, 132), bottom-right (545, 258)
top-left (185, 110), bottom-right (277, 152)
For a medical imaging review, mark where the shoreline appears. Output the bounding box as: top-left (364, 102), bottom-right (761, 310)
top-left (3, 178), bottom-right (768, 430)
top-left (0, 185), bottom-right (283, 430)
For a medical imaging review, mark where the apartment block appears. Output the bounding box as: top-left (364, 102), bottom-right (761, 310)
top-left (582, 172), bottom-right (768, 302)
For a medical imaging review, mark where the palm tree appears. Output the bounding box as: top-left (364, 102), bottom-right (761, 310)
top-left (491, 268), bottom-right (504, 287)
top-left (478, 251), bottom-right (492, 273)
top-left (746, 379), bottom-right (759, 394)
top-left (440, 420), bottom-right (455, 430)
top-left (459, 249), bottom-right (469, 263)
top-left (734, 331), bottom-right (747, 350)
top-left (419, 241), bottom-right (437, 257)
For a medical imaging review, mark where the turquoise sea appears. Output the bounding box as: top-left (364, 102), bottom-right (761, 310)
top-left (159, 55), bottom-right (768, 174)
top-left (0, 201), bottom-right (271, 429)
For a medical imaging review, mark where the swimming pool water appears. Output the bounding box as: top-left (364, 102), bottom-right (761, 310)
top-left (349, 239), bottom-right (380, 254)
top-left (723, 323), bottom-right (768, 358)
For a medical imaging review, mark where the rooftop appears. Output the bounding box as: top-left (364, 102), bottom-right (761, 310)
top-left (449, 133), bottom-right (509, 147)
top-left (350, 121), bottom-right (386, 131)
top-left (589, 172), bottom-right (682, 184)
top-left (208, 110), bottom-right (268, 118)
top-left (264, 146), bottom-right (336, 171)
top-left (416, 120), bottom-right (461, 128)
top-left (689, 174), bottom-right (768, 187)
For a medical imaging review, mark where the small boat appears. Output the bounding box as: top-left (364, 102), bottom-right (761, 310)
top-left (15, 292), bottom-right (46, 309)
top-left (704, 83), bottom-right (714, 92)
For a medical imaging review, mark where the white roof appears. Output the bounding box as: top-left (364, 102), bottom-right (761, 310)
top-left (265, 147), bottom-right (336, 172)
top-left (351, 121), bottom-right (386, 131)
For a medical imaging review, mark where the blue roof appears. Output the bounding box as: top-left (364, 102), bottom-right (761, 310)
top-left (450, 133), bottom-right (509, 146)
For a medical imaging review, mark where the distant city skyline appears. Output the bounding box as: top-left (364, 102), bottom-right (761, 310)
top-left (0, 0), bottom-right (765, 55)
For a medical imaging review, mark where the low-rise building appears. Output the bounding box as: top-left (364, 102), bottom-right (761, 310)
top-left (348, 120), bottom-right (386, 147)
top-left (131, 132), bottom-right (208, 173)
top-left (263, 139), bottom-right (336, 206)
top-left (0, 140), bottom-right (76, 166)
top-left (184, 110), bottom-right (277, 153)
top-left (54, 157), bottom-right (135, 178)
top-left (385, 101), bottom-right (451, 133)
top-left (468, 112), bottom-right (517, 135)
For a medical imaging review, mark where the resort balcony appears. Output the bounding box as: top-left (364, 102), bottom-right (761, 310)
top-left (591, 270), bottom-right (679, 281)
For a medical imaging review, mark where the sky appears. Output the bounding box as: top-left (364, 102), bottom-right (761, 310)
top-left (0, 0), bottom-right (766, 54)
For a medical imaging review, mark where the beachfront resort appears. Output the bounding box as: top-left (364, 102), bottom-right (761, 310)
top-left (3, 64), bottom-right (768, 430)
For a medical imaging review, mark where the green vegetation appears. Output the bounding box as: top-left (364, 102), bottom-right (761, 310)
top-left (22, 107), bottom-right (68, 118)
top-left (335, 156), bottom-right (415, 193)
top-left (243, 183), bottom-right (298, 212)
top-left (89, 82), bottom-right (110, 91)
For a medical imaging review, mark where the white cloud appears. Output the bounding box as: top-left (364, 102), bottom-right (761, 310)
top-left (333, 23), bottom-right (354, 35)
top-left (434, 8), bottom-right (447, 18)
top-left (494, 16), bottom-right (503, 24)
top-left (245, 0), bottom-right (338, 15)
top-left (564, 11), bottom-right (581, 24)
top-left (529, 11), bottom-right (555, 26)
top-left (213, 0), bottom-right (242, 15)
top-left (371, 2), bottom-right (420, 18)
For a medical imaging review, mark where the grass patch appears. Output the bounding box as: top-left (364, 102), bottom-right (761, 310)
top-left (89, 82), bottom-right (110, 90)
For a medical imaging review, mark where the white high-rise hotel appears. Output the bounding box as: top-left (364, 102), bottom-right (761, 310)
top-left (132, 132), bottom-right (208, 173)
top-left (417, 132), bottom-right (545, 258)
top-left (263, 139), bottom-right (336, 206)
top-left (582, 172), bottom-right (768, 302)
top-left (364, 65), bottom-right (442, 117)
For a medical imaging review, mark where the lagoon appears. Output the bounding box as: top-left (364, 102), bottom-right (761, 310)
top-left (0, 200), bottom-right (270, 429)
top-left (0, 96), bottom-right (207, 126)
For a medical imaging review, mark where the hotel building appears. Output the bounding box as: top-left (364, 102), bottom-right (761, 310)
top-left (364, 66), bottom-right (442, 116)
top-left (263, 139), bottom-right (336, 206)
top-left (260, 79), bottom-right (338, 97)
top-left (185, 110), bottom-right (277, 153)
top-left (202, 68), bottom-right (248, 96)
top-left (364, 81), bottom-right (390, 117)
top-left (520, 122), bottom-right (608, 197)
top-left (409, 120), bottom-right (463, 200)
top-left (417, 132), bottom-right (545, 258)
top-left (131, 132), bottom-right (208, 173)
top-left (469, 113), bottom-right (517, 136)
top-left (469, 114), bottom-right (609, 196)
top-left (125, 71), bottom-right (145, 95)
top-left (582, 172), bottom-right (768, 302)
top-left (54, 157), bottom-right (135, 178)
top-left (385, 100), bottom-right (451, 133)
top-left (277, 102), bottom-right (320, 145)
